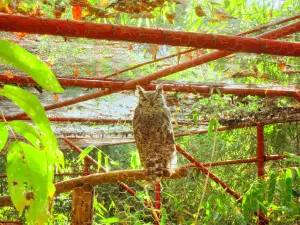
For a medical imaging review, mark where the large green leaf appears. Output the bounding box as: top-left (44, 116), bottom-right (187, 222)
top-left (8, 120), bottom-right (41, 149)
top-left (267, 174), bottom-right (276, 205)
top-left (285, 169), bottom-right (293, 205)
top-left (0, 85), bottom-right (63, 166)
top-left (0, 40), bottom-right (64, 93)
top-left (7, 141), bottom-right (55, 224)
top-left (0, 122), bottom-right (8, 151)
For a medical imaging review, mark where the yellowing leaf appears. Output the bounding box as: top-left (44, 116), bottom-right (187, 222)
top-left (195, 6), bottom-right (206, 17)
top-left (4, 70), bottom-right (14, 78)
top-left (166, 13), bottom-right (176, 24)
top-left (73, 68), bottom-right (79, 80)
top-left (207, 18), bottom-right (222, 23)
top-left (231, 70), bottom-right (256, 78)
top-left (291, 103), bottom-right (300, 108)
top-left (54, 94), bottom-right (59, 103)
top-left (84, 68), bottom-right (93, 76)
top-left (45, 61), bottom-right (54, 67)
top-left (197, 49), bottom-right (205, 56)
top-left (149, 45), bottom-right (159, 61)
top-left (260, 74), bottom-right (269, 79)
top-left (14, 32), bottom-right (27, 39)
top-left (214, 8), bottom-right (235, 19)
top-left (72, 5), bottom-right (82, 20)
top-left (278, 61), bottom-right (286, 71)
top-left (185, 52), bottom-right (193, 60)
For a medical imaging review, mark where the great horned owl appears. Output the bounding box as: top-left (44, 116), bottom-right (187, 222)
top-left (133, 84), bottom-right (177, 182)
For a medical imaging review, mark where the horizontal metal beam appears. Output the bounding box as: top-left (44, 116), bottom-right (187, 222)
top-left (1, 74), bottom-right (299, 99)
top-left (0, 14), bottom-right (299, 56)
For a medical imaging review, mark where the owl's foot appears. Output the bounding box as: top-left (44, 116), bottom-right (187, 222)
top-left (163, 169), bottom-right (172, 178)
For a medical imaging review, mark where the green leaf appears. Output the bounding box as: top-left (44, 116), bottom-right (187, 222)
top-left (0, 85), bottom-right (63, 167)
top-left (0, 40), bottom-right (64, 93)
top-left (250, 196), bottom-right (259, 212)
top-left (105, 155), bottom-right (110, 172)
top-left (131, 153), bottom-right (138, 169)
top-left (208, 118), bottom-right (219, 136)
top-left (109, 200), bottom-right (115, 211)
top-left (0, 122), bottom-right (8, 151)
top-left (284, 152), bottom-right (300, 162)
top-left (130, 150), bottom-right (141, 169)
top-left (77, 146), bottom-right (94, 163)
top-left (285, 169), bottom-right (293, 205)
top-left (100, 217), bottom-right (120, 224)
top-left (295, 168), bottom-right (300, 178)
top-left (97, 150), bottom-right (102, 172)
top-left (160, 208), bottom-right (168, 225)
top-left (6, 141), bottom-right (55, 224)
top-left (267, 174), bottom-right (276, 205)
top-left (8, 120), bottom-right (40, 148)
top-left (242, 196), bottom-right (250, 221)
top-left (110, 160), bottom-right (119, 166)
top-left (215, 88), bottom-right (221, 95)
top-left (98, 202), bottom-right (108, 213)
top-left (0, 0), bottom-right (11, 7)
top-left (193, 111), bottom-right (199, 125)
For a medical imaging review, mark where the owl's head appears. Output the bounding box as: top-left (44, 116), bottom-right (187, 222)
top-left (136, 84), bottom-right (165, 108)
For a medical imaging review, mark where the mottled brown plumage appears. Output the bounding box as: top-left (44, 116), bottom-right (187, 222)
top-left (133, 84), bottom-right (176, 182)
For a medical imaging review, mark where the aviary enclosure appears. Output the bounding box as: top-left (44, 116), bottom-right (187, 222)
top-left (0, 0), bottom-right (299, 224)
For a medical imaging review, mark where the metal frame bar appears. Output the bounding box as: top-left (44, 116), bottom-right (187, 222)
top-left (1, 15), bottom-right (299, 56)
top-left (2, 20), bottom-right (300, 121)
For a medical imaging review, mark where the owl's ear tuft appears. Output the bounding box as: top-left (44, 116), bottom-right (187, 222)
top-left (136, 86), bottom-right (145, 96)
top-left (156, 83), bottom-right (163, 94)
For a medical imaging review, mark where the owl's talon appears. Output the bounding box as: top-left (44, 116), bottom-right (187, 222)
top-left (163, 169), bottom-right (172, 178)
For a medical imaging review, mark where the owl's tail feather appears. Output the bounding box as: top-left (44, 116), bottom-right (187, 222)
top-left (146, 159), bottom-right (171, 182)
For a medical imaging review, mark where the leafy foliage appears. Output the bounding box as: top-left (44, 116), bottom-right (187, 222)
top-left (0, 41), bottom-right (64, 93)
top-left (0, 40), bottom-right (64, 224)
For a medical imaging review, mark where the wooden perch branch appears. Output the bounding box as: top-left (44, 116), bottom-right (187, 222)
top-left (0, 14), bottom-right (299, 56)
top-left (0, 168), bottom-right (187, 207)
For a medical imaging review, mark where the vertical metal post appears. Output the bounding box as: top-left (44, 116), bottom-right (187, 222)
top-left (257, 123), bottom-right (265, 178)
top-left (155, 181), bottom-right (161, 225)
top-left (257, 123), bottom-right (267, 225)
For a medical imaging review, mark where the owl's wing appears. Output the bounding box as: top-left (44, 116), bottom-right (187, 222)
top-left (132, 108), bottom-right (146, 168)
top-left (162, 108), bottom-right (175, 144)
